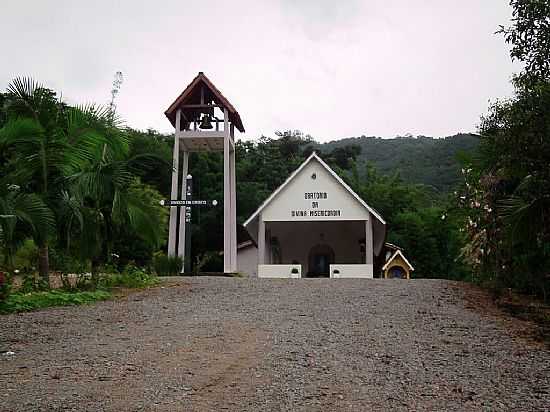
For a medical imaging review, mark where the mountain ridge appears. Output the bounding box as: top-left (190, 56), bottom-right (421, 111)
top-left (318, 133), bottom-right (479, 192)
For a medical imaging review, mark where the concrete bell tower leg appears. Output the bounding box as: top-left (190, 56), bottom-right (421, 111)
top-left (168, 109), bottom-right (181, 256)
top-left (223, 108), bottom-right (231, 273)
top-left (230, 126), bottom-right (237, 272)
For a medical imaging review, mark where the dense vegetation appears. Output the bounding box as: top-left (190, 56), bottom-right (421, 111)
top-left (0, 78), bottom-right (166, 301)
top-left (458, 0), bottom-right (550, 300)
top-left (322, 133), bottom-right (480, 192)
top-left (0, 0), bottom-right (547, 305)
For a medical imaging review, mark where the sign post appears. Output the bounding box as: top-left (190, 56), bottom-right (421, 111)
top-left (159, 176), bottom-right (218, 274)
top-left (184, 174), bottom-right (192, 274)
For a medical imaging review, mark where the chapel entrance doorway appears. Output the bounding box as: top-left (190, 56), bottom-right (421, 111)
top-left (308, 244), bottom-right (335, 277)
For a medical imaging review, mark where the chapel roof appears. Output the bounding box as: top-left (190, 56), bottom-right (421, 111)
top-left (243, 152), bottom-right (386, 227)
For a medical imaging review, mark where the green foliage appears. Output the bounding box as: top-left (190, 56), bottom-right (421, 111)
top-left (99, 264), bottom-right (158, 289)
top-left (0, 271), bottom-right (10, 301)
top-left (0, 186), bottom-right (55, 268)
top-left (0, 289), bottom-right (111, 314)
top-left (499, 0), bottom-right (550, 83)
top-left (192, 252), bottom-right (217, 276)
top-left (153, 253), bottom-right (183, 276)
top-left (345, 163), bottom-right (467, 278)
top-left (459, 0), bottom-right (550, 300)
top-left (48, 248), bottom-right (90, 274)
top-left (19, 274), bottom-right (49, 294)
top-left (0, 77), bottom-right (168, 280)
top-left (322, 134), bottom-right (480, 192)
top-left (110, 180), bottom-right (168, 268)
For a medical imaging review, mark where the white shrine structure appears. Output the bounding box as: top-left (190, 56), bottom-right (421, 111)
top-left (237, 153), bottom-right (387, 278)
top-left (164, 72), bottom-right (244, 273)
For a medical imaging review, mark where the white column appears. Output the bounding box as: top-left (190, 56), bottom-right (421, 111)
top-left (223, 108), bottom-right (231, 273)
top-left (167, 109), bottom-right (181, 256)
top-left (177, 151), bottom-right (189, 260)
top-left (365, 217), bottom-right (373, 265)
top-left (229, 127), bottom-right (237, 272)
top-left (258, 217), bottom-right (265, 266)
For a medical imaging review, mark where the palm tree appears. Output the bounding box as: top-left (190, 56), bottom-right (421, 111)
top-left (0, 186), bottom-right (54, 269)
top-left (0, 77), bottom-right (111, 282)
top-left (64, 135), bottom-right (164, 280)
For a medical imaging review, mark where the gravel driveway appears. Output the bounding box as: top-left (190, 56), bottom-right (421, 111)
top-left (1, 278), bottom-right (549, 411)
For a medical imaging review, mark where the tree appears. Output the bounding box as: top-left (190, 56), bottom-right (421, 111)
top-left (0, 78), bottom-right (78, 279)
top-left (459, 0), bottom-right (550, 298)
top-left (65, 131), bottom-right (166, 278)
top-left (0, 77), bottom-right (149, 281)
top-left (499, 0), bottom-right (550, 83)
top-left (0, 186), bottom-right (54, 268)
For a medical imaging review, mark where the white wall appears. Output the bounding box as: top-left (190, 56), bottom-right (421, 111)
top-left (258, 264), bottom-right (301, 278)
top-left (330, 264), bottom-right (373, 278)
top-left (236, 246), bottom-right (258, 277)
top-left (261, 160), bottom-right (370, 222)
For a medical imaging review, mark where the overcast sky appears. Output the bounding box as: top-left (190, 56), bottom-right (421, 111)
top-left (1, 0), bottom-right (518, 142)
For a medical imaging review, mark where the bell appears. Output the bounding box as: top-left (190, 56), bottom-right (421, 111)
top-left (199, 114), bottom-right (213, 130)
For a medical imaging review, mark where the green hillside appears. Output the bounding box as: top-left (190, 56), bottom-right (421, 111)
top-left (320, 134), bottom-right (480, 192)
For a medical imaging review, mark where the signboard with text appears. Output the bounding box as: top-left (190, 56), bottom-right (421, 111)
top-left (261, 162), bottom-right (369, 222)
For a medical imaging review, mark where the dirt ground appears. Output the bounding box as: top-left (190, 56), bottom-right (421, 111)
top-left (1, 278), bottom-right (549, 411)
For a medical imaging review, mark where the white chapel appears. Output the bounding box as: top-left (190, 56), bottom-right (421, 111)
top-left (237, 153), bottom-right (386, 278)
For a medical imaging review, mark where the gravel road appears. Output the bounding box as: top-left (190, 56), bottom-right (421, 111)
top-left (1, 278), bottom-right (549, 411)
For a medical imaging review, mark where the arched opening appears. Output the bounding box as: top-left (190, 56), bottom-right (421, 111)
top-left (307, 244), bottom-right (335, 277)
top-left (388, 265), bottom-right (406, 279)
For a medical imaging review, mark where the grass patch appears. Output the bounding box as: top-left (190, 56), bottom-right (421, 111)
top-left (0, 290), bottom-right (111, 314)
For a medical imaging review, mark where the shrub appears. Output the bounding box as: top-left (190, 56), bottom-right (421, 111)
top-left (19, 273), bottom-right (49, 293)
top-left (193, 252), bottom-right (217, 276)
top-left (99, 264), bottom-right (158, 289)
top-left (153, 253), bottom-right (183, 276)
top-left (49, 248), bottom-right (90, 274)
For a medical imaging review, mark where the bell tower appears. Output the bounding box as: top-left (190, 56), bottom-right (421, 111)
top-left (164, 72), bottom-right (244, 273)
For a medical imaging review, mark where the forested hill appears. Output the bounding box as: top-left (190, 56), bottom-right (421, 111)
top-left (319, 133), bottom-right (479, 192)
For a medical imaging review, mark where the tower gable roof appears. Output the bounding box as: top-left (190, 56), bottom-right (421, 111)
top-left (165, 72), bottom-right (245, 133)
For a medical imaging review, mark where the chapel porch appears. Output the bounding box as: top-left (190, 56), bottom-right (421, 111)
top-left (257, 220), bottom-right (374, 278)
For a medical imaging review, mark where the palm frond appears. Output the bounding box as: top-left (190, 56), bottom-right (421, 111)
top-left (0, 117), bottom-right (44, 149)
top-left (6, 77), bottom-right (42, 102)
top-left (499, 195), bottom-right (549, 244)
top-left (13, 193), bottom-right (55, 242)
top-left (127, 200), bottom-right (161, 248)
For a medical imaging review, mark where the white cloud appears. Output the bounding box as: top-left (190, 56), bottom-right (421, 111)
top-left (0, 0), bottom-right (518, 141)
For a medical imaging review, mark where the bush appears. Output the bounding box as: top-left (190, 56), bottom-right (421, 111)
top-left (153, 253), bottom-right (183, 276)
top-left (49, 248), bottom-right (90, 274)
top-left (193, 252), bottom-right (217, 276)
top-left (19, 273), bottom-right (49, 293)
top-left (0, 290), bottom-right (111, 314)
top-left (99, 264), bottom-right (158, 289)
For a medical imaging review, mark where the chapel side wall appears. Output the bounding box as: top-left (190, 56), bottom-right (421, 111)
top-left (237, 246), bottom-right (258, 277)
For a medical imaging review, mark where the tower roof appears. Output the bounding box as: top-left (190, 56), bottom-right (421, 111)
top-left (165, 72), bottom-right (245, 133)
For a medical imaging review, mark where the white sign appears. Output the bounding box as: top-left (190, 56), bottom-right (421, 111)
top-left (262, 161), bottom-right (369, 222)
